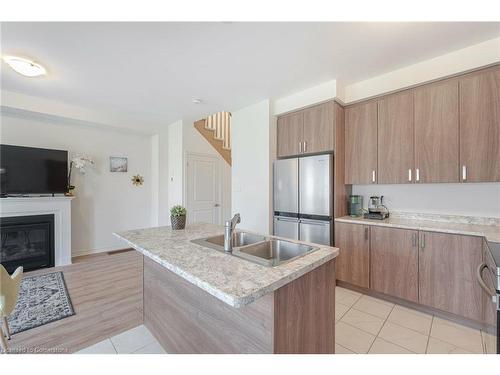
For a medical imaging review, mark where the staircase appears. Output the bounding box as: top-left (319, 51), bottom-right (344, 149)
top-left (194, 111), bottom-right (232, 165)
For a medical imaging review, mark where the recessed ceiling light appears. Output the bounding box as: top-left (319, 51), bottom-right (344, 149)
top-left (192, 98), bottom-right (202, 104)
top-left (2, 55), bottom-right (47, 77)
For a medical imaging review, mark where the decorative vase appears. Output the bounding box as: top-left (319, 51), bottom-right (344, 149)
top-left (171, 215), bottom-right (186, 230)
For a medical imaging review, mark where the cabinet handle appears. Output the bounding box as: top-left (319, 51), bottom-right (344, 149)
top-left (364, 227), bottom-right (369, 240)
top-left (408, 169), bottom-right (412, 182)
top-left (412, 232), bottom-right (417, 247)
top-left (303, 141), bottom-right (307, 152)
top-left (477, 263), bottom-right (496, 298)
top-left (416, 168), bottom-right (420, 182)
top-left (420, 233), bottom-right (425, 249)
top-left (371, 170), bottom-right (376, 183)
top-left (462, 165), bottom-right (467, 181)
top-left (299, 141), bottom-right (302, 153)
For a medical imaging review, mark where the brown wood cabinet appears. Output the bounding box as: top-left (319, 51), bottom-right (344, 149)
top-left (414, 80), bottom-right (460, 183)
top-left (370, 226), bottom-right (419, 302)
top-left (377, 91), bottom-right (414, 184)
top-left (418, 231), bottom-right (483, 321)
top-left (345, 101), bottom-right (378, 184)
top-left (302, 102), bottom-right (334, 154)
top-left (277, 112), bottom-right (303, 158)
top-left (335, 222), bottom-right (370, 288)
top-left (276, 102), bottom-right (334, 158)
top-left (459, 67), bottom-right (500, 182)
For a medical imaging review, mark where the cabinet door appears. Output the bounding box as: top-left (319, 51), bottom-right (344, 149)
top-left (302, 102), bottom-right (333, 154)
top-left (345, 102), bottom-right (378, 184)
top-left (418, 231), bottom-right (483, 321)
top-left (460, 67), bottom-right (500, 182)
top-left (414, 80), bottom-right (459, 183)
top-left (370, 226), bottom-right (419, 302)
top-left (377, 91), bottom-right (414, 184)
top-left (277, 112), bottom-right (303, 158)
top-left (335, 222), bottom-right (370, 288)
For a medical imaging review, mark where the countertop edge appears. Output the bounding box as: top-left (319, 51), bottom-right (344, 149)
top-left (114, 233), bottom-right (337, 308)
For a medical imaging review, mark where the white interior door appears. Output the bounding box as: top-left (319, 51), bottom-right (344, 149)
top-left (186, 153), bottom-right (221, 225)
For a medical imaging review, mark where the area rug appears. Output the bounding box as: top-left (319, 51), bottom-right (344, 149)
top-left (7, 271), bottom-right (75, 334)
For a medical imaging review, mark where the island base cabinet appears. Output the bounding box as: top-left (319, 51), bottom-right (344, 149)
top-left (143, 257), bottom-right (336, 354)
top-left (418, 231), bottom-right (483, 322)
top-left (370, 226), bottom-right (419, 302)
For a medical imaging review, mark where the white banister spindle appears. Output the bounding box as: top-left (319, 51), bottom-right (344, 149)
top-left (202, 111), bottom-right (231, 150)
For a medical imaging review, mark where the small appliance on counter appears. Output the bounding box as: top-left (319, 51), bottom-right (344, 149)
top-left (363, 195), bottom-right (390, 220)
top-left (348, 195), bottom-right (363, 217)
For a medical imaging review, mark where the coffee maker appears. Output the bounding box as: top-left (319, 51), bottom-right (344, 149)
top-left (364, 196), bottom-right (390, 220)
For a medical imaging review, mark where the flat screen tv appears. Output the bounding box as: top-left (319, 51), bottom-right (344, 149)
top-left (0, 144), bottom-right (68, 195)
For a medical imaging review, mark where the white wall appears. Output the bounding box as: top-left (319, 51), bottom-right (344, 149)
top-left (167, 120), bottom-right (184, 216)
top-left (0, 111), bottom-right (154, 255)
top-left (231, 100), bottom-right (274, 234)
top-left (352, 183), bottom-right (500, 218)
top-left (341, 37), bottom-right (500, 103)
top-left (273, 79), bottom-right (337, 115)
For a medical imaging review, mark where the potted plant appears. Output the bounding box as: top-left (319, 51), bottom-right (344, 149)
top-left (170, 205), bottom-right (187, 230)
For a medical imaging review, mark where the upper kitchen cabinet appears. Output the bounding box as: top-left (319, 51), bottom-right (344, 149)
top-left (302, 102), bottom-right (334, 154)
top-left (277, 111), bottom-right (303, 158)
top-left (377, 91), bottom-right (414, 184)
top-left (276, 102), bottom-right (335, 158)
top-left (414, 80), bottom-right (460, 183)
top-left (345, 101), bottom-right (378, 184)
top-left (459, 66), bottom-right (500, 182)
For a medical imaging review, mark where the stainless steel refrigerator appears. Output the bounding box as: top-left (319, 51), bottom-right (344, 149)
top-left (273, 154), bottom-right (332, 246)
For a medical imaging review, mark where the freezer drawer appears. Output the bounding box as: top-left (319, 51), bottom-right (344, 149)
top-left (299, 219), bottom-right (331, 246)
top-left (299, 154), bottom-right (331, 217)
top-left (273, 158), bottom-right (299, 214)
top-left (273, 216), bottom-right (299, 241)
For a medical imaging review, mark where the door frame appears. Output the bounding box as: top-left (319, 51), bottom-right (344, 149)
top-left (184, 152), bottom-right (223, 225)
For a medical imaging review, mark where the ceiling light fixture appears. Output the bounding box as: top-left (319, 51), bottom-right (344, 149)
top-left (2, 55), bottom-right (47, 77)
top-left (192, 98), bottom-right (202, 104)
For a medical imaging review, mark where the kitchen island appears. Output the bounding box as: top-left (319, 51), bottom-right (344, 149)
top-left (115, 223), bottom-right (339, 354)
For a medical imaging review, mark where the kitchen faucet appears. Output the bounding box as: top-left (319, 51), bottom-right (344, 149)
top-left (224, 213), bottom-right (241, 253)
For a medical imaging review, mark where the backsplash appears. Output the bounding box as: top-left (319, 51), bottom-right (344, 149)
top-left (352, 182), bottom-right (500, 219)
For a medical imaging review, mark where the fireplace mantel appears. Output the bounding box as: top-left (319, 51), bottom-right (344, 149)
top-left (0, 196), bottom-right (74, 266)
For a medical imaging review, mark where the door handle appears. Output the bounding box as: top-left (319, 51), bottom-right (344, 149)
top-left (416, 168), bottom-right (420, 182)
top-left (462, 165), bottom-right (467, 181)
top-left (364, 227), bottom-right (369, 240)
top-left (214, 203), bottom-right (220, 207)
top-left (408, 169), bottom-right (412, 182)
top-left (477, 263), bottom-right (497, 301)
top-left (371, 170), bottom-right (376, 183)
top-left (299, 141), bottom-right (302, 153)
top-left (420, 233), bottom-right (425, 249)
top-left (303, 141), bottom-right (307, 153)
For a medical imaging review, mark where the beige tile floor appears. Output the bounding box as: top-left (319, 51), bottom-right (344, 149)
top-left (76, 325), bottom-right (166, 354)
top-left (335, 286), bottom-right (496, 354)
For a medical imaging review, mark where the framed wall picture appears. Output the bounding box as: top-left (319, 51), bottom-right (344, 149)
top-left (110, 156), bottom-right (128, 172)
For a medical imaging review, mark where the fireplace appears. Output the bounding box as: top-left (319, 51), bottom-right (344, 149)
top-left (0, 214), bottom-right (55, 273)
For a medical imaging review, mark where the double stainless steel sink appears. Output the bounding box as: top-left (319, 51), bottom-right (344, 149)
top-left (191, 232), bottom-right (319, 267)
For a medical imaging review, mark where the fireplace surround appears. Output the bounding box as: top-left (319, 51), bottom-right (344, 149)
top-left (0, 196), bottom-right (73, 270)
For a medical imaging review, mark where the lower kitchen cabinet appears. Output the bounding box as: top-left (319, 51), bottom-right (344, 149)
top-left (335, 222), bottom-right (370, 288)
top-left (370, 226), bottom-right (419, 302)
top-left (418, 231), bottom-right (483, 322)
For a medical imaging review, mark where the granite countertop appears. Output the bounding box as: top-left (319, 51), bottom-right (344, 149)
top-left (335, 213), bottom-right (500, 243)
top-left (114, 223), bottom-right (338, 308)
